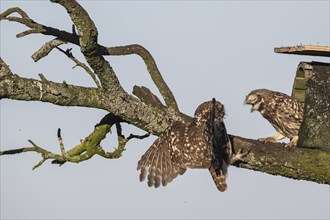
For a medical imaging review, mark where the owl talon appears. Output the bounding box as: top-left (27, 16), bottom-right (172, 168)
top-left (284, 136), bottom-right (298, 148)
top-left (230, 148), bottom-right (249, 164)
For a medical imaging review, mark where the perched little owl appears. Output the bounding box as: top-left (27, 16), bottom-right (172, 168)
top-left (137, 99), bottom-right (246, 191)
top-left (244, 89), bottom-right (304, 148)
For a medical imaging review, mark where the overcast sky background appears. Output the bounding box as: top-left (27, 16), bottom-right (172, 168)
top-left (1, 1), bottom-right (329, 219)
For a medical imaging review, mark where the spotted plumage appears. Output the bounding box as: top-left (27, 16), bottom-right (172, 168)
top-left (244, 89), bottom-right (304, 148)
top-left (137, 99), bottom-right (245, 191)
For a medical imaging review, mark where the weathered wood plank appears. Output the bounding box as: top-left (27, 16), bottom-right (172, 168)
top-left (275, 45), bottom-right (330, 57)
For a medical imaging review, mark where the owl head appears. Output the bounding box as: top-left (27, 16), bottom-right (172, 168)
top-left (244, 89), bottom-right (265, 112)
top-left (193, 99), bottom-right (225, 125)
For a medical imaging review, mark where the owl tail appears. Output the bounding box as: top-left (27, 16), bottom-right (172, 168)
top-left (209, 166), bottom-right (227, 192)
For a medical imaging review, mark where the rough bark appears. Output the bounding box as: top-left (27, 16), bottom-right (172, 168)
top-left (298, 62), bottom-right (330, 148)
top-left (1, 1), bottom-right (329, 186)
top-left (232, 136), bottom-right (330, 184)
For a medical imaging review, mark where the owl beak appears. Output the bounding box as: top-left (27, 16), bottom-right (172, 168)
top-left (243, 99), bottom-right (254, 112)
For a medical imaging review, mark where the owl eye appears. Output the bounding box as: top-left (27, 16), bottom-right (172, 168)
top-left (249, 95), bottom-right (258, 103)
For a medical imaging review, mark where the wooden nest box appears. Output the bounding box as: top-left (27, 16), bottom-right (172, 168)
top-left (274, 45), bottom-right (330, 148)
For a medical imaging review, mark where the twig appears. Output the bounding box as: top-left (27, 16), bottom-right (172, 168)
top-left (17, 29), bottom-right (42, 38)
top-left (32, 38), bottom-right (66, 62)
top-left (56, 46), bottom-right (101, 88)
top-left (33, 158), bottom-right (47, 170)
top-left (127, 133), bottom-right (150, 141)
top-left (1, 8), bottom-right (45, 34)
top-left (0, 7), bottom-right (29, 19)
top-left (57, 128), bottom-right (68, 157)
top-left (38, 73), bottom-right (48, 81)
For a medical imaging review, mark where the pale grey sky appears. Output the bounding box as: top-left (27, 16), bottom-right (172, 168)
top-left (1, 1), bottom-right (329, 219)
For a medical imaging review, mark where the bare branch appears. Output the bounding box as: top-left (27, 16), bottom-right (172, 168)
top-left (53, 113), bottom-right (129, 164)
top-left (0, 68), bottom-right (183, 135)
top-left (33, 158), bottom-right (47, 170)
top-left (57, 128), bottom-right (69, 157)
top-left (17, 29), bottom-right (42, 38)
top-left (231, 136), bottom-right (330, 184)
top-left (56, 46), bottom-right (101, 88)
top-left (32, 38), bottom-right (66, 62)
top-left (38, 73), bottom-right (48, 81)
top-left (0, 74), bottom-right (104, 109)
top-left (2, 7), bottom-right (179, 113)
top-left (50, 0), bottom-right (123, 92)
top-left (0, 7), bottom-right (29, 19)
top-left (127, 133), bottom-right (150, 141)
top-left (2, 7), bottom-right (179, 111)
top-left (107, 45), bottom-right (179, 112)
top-left (1, 7), bottom-right (45, 34)
top-left (1, 124), bottom-right (112, 169)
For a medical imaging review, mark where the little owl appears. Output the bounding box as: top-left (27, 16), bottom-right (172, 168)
top-left (137, 98), bottom-right (246, 191)
top-left (244, 89), bottom-right (304, 148)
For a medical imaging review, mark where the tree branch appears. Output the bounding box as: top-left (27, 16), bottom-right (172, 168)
top-left (231, 136), bottom-right (330, 184)
top-left (107, 45), bottom-right (179, 112)
top-left (0, 73), bottom-right (104, 108)
top-left (1, 2), bottom-right (329, 185)
top-left (1, 7), bottom-right (179, 112)
top-left (0, 61), bottom-right (184, 135)
top-left (55, 46), bottom-right (101, 88)
top-left (50, 0), bottom-right (122, 93)
top-left (1, 113), bottom-right (150, 168)
top-left (31, 38), bottom-right (66, 62)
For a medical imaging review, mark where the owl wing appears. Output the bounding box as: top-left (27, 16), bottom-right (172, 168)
top-left (208, 120), bottom-right (231, 192)
top-left (274, 94), bottom-right (304, 122)
top-left (137, 122), bottom-right (187, 188)
top-left (283, 98), bottom-right (304, 122)
top-left (212, 119), bottom-right (232, 165)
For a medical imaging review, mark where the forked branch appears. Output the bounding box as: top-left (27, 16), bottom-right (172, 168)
top-left (0, 6), bottom-right (179, 111)
top-left (0, 113), bottom-right (149, 169)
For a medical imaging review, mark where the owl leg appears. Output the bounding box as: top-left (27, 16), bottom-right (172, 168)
top-left (258, 132), bottom-right (286, 143)
top-left (284, 136), bottom-right (298, 148)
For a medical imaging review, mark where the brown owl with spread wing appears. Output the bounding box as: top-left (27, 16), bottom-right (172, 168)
top-left (137, 99), bottom-right (246, 192)
top-left (244, 89), bottom-right (304, 148)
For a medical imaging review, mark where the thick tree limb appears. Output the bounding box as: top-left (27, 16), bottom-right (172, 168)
top-left (231, 136), bottom-right (330, 184)
top-left (0, 74), bottom-right (103, 108)
top-left (50, 0), bottom-right (123, 93)
top-left (0, 60), bottom-right (184, 134)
